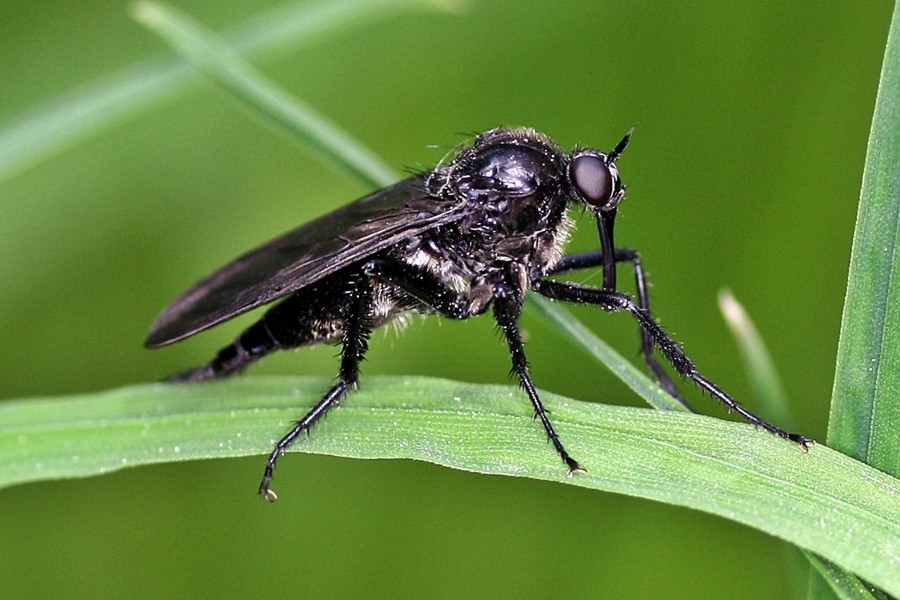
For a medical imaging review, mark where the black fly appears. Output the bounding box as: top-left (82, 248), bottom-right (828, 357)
top-left (146, 127), bottom-right (812, 500)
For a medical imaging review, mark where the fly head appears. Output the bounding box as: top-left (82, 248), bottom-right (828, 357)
top-left (569, 129), bottom-right (630, 212)
top-left (569, 129), bottom-right (632, 289)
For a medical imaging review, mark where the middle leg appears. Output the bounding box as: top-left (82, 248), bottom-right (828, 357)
top-left (493, 286), bottom-right (584, 474)
top-left (362, 257), bottom-right (584, 472)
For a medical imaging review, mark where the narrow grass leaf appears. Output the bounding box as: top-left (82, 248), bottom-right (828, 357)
top-left (806, 555), bottom-right (882, 600)
top-left (132, 0), bottom-right (397, 188)
top-left (829, 0), bottom-right (900, 479)
top-left (1, 376), bottom-right (898, 595)
top-left (0, 0), bottom-right (459, 186)
top-left (718, 289), bottom-right (795, 426)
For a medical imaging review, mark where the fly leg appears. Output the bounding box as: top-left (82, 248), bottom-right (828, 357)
top-left (258, 273), bottom-right (373, 501)
top-left (361, 258), bottom-right (582, 473)
top-left (494, 288), bottom-right (584, 474)
top-left (547, 249), bottom-right (684, 404)
top-left (533, 278), bottom-right (813, 449)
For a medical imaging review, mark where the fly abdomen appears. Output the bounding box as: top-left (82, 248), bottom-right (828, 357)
top-left (168, 286), bottom-right (349, 382)
top-left (167, 318), bottom-right (279, 382)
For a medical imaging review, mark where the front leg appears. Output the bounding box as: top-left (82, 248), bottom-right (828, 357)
top-left (533, 278), bottom-right (812, 449)
top-left (548, 249), bottom-right (683, 402)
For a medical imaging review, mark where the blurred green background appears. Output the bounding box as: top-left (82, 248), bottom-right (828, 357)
top-left (0, 1), bottom-right (891, 598)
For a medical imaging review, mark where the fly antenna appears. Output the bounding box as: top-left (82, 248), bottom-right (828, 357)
top-left (608, 125), bottom-right (637, 164)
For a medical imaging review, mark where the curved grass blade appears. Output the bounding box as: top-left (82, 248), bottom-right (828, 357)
top-left (1, 376), bottom-right (898, 596)
top-left (718, 289), bottom-right (796, 427)
top-left (806, 555), bottom-right (882, 600)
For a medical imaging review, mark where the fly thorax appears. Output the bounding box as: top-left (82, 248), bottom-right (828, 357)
top-left (533, 210), bottom-right (575, 275)
top-left (400, 235), bottom-right (470, 292)
top-left (465, 276), bottom-right (494, 316)
top-left (437, 134), bottom-right (568, 273)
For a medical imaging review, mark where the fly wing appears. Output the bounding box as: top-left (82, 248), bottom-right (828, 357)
top-left (146, 175), bottom-right (460, 347)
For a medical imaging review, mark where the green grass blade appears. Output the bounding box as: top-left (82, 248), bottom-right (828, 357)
top-left (806, 555), bottom-right (881, 600)
top-left (0, 0), bottom-right (457, 186)
top-left (829, 0), bottom-right (900, 476)
top-left (132, 0), bottom-right (398, 189)
top-left (1, 376), bottom-right (898, 595)
top-left (718, 292), bottom-right (873, 600)
top-left (822, 4), bottom-right (900, 597)
top-left (718, 290), bottom-right (795, 426)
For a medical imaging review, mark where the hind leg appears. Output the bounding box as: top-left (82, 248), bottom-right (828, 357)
top-left (258, 272), bottom-right (373, 500)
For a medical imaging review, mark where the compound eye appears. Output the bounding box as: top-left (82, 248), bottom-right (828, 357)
top-left (572, 154), bottom-right (613, 207)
